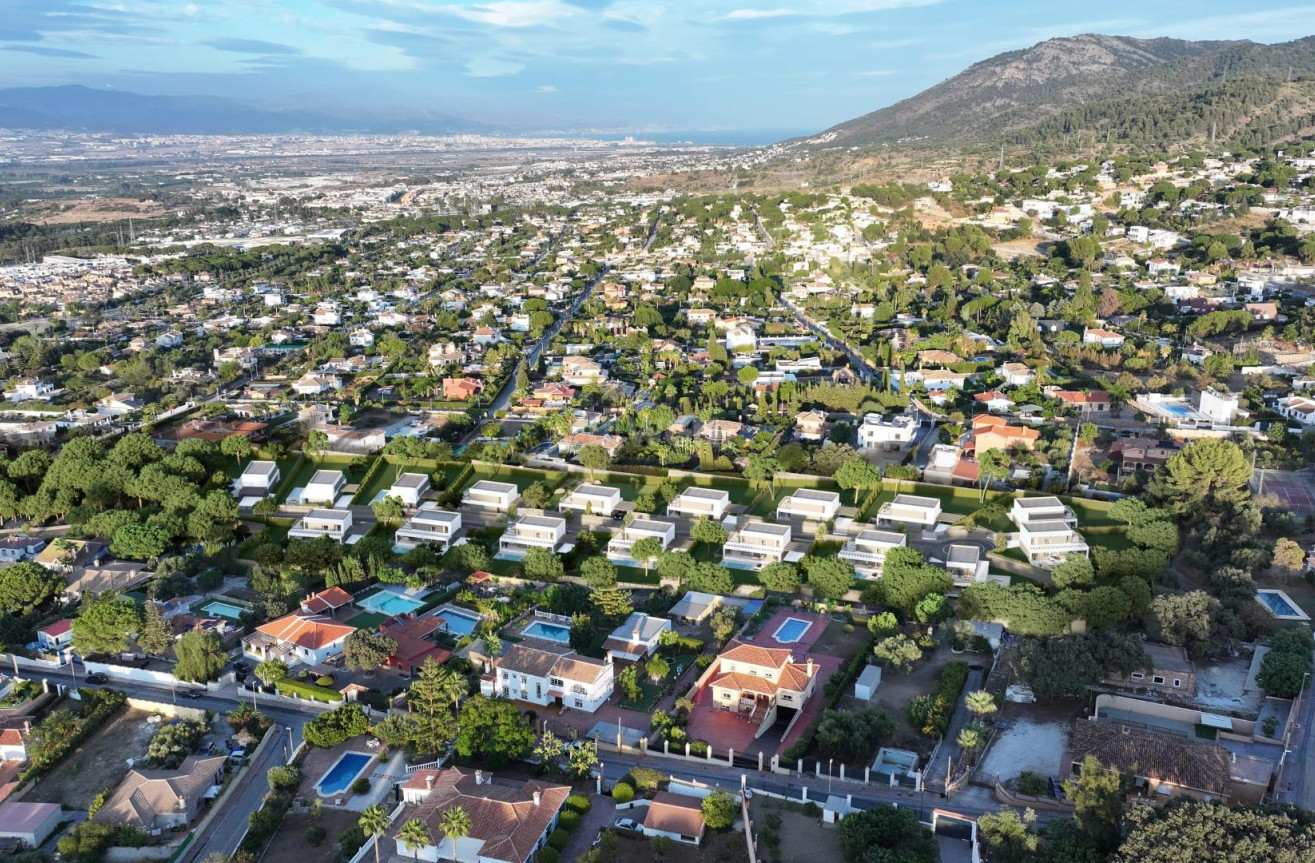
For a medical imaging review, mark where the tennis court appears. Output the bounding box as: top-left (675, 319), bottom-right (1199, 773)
top-left (1252, 469), bottom-right (1315, 516)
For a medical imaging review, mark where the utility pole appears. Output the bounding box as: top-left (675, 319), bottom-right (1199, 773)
top-left (998, 143), bottom-right (1004, 173)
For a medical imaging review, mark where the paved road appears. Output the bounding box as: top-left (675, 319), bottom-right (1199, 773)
top-left (780, 296), bottom-right (876, 383)
top-left (182, 721), bottom-right (293, 863)
top-left (1275, 668), bottom-right (1315, 808)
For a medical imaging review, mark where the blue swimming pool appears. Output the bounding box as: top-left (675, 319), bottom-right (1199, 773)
top-left (1257, 590), bottom-right (1306, 619)
top-left (1156, 402), bottom-right (1193, 417)
top-left (358, 590), bottom-right (425, 617)
top-left (316, 751), bottom-right (373, 797)
top-left (773, 617), bottom-right (813, 644)
top-left (523, 620), bottom-right (572, 644)
top-left (197, 599), bottom-right (245, 620)
top-left (434, 606), bottom-right (481, 636)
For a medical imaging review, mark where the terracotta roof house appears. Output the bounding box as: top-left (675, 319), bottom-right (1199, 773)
top-left (708, 640), bottom-right (819, 737)
top-left (1053, 389), bottom-right (1111, 416)
top-left (1067, 721), bottom-right (1230, 802)
top-left (971, 414), bottom-right (1039, 453)
top-left (93, 754), bottom-right (227, 831)
top-left (397, 768), bottom-right (570, 863)
top-left (642, 792), bottom-right (707, 844)
top-left (443, 377), bottom-right (486, 401)
top-left (299, 586), bottom-right (354, 617)
top-left (380, 614), bottom-right (452, 676)
top-left (242, 612), bottom-right (354, 666)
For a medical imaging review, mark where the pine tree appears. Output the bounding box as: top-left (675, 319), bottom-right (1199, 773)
top-left (138, 601), bottom-right (173, 657)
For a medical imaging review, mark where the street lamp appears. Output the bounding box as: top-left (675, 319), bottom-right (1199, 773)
top-left (828, 759), bottom-right (834, 795)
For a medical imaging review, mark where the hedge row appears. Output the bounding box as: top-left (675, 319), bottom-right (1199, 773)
top-left (910, 661), bottom-right (969, 738)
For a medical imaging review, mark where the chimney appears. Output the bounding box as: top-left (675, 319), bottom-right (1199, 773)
top-left (425, 773), bottom-right (435, 790)
top-left (177, 795), bottom-right (186, 811)
top-left (533, 791), bottom-right (541, 806)
top-left (807, 658), bottom-right (815, 675)
top-left (475, 769), bottom-right (484, 785)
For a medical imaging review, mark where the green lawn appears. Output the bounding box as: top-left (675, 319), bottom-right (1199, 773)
top-left (276, 678), bottom-right (341, 703)
top-left (617, 678), bottom-right (666, 712)
top-left (749, 488), bottom-right (796, 518)
top-left (676, 475), bottom-right (758, 505)
top-left (344, 611), bottom-right (388, 630)
top-left (465, 464), bottom-right (567, 494)
top-left (1060, 496), bottom-right (1121, 528)
top-left (280, 455), bottom-right (362, 503)
top-left (354, 461), bottom-right (406, 505)
top-left (1084, 529), bottom-right (1134, 552)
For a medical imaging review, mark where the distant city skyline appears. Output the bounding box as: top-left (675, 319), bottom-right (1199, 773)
top-left (3, 1), bottom-right (1313, 133)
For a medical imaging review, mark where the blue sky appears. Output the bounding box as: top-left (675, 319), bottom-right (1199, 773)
top-left (2, 1), bottom-right (1313, 133)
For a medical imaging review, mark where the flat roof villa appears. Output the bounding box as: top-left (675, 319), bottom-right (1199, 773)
top-left (499, 515), bottom-right (567, 557)
top-left (301, 469), bottom-right (346, 506)
top-left (288, 508), bottom-right (353, 542)
top-left (722, 520), bottom-right (792, 570)
top-left (388, 472), bottom-right (432, 507)
top-left (775, 488), bottom-right (842, 522)
top-left (607, 519), bottom-right (677, 561)
top-left (944, 543), bottom-right (989, 585)
top-left (877, 494), bottom-right (942, 528)
top-left (235, 460), bottom-right (279, 495)
top-left (558, 484), bottom-right (622, 515)
top-left (1011, 496), bottom-right (1088, 568)
top-left (394, 505), bottom-right (463, 551)
top-left (463, 480), bottom-right (520, 511)
top-left (839, 528), bottom-right (907, 579)
top-left (666, 487), bottom-right (732, 519)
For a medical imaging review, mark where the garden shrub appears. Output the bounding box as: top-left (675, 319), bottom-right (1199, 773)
top-left (565, 793), bottom-right (592, 813)
top-left (558, 810), bottom-right (582, 831)
top-left (612, 782), bottom-right (634, 803)
top-left (539, 848), bottom-right (560, 863)
top-left (351, 777), bottom-right (371, 794)
top-left (548, 829), bottom-right (570, 851)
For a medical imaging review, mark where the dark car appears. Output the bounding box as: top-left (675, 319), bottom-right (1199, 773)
top-left (84, 672), bottom-right (108, 685)
top-left (184, 689), bottom-right (205, 699)
top-left (233, 660), bottom-right (251, 673)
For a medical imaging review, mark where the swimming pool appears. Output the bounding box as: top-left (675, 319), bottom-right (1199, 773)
top-left (1256, 590), bottom-right (1310, 621)
top-left (198, 599), bottom-right (245, 620)
top-left (523, 620), bottom-right (572, 644)
top-left (315, 751), bottom-right (373, 797)
top-left (358, 590), bottom-right (425, 617)
top-left (434, 606), bottom-right (482, 636)
top-left (1156, 402), bottom-right (1193, 417)
top-left (773, 617), bottom-right (813, 644)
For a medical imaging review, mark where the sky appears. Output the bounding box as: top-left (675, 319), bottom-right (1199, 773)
top-left (2, 1), bottom-right (1314, 135)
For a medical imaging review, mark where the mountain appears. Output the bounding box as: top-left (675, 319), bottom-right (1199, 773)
top-left (807, 34), bottom-right (1315, 151)
top-left (0, 85), bottom-right (491, 135)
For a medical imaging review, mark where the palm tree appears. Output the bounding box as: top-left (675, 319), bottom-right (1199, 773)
top-left (399, 818), bottom-right (432, 862)
top-left (965, 690), bottom-right (998, 720)
top-left (440, 805), bottom-right (472, 863)
top-left (360, 803), bottom-right (391, 863)
top-left (956, 724), bottom-right (985, 753)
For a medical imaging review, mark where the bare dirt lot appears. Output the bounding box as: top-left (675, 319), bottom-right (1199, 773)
top-left (870, 643), bottom-right (955, 753)
top-left (613, 824), bottom-right (749, 862)
top-left (27, 198), bottom-right (170, 224)
top-left (749, 796), bottom-right (839, 863)
top-left (26, 707), bottom-right (157, 810)
top-left (263, 808), bottom-right (361, 862)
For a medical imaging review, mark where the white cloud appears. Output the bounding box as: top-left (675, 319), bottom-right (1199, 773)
top-left (535, 83), bottom-right (557, 91)
top-left (465, 56), bottom-right (525, 76)
top-left (723, 8), bottom-right (795, 20)
top-left (448, 0), bottom-right (580, 28)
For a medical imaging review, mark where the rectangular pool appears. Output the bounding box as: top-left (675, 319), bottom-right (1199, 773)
top-left (315, 751), bottom-right (373, 797)
top-left (522, 620), bottom-right (572, 644)
top-left (358, 590), bottom-right (425, 617)
top-left (1256, 590), bottom-right (1311, 621)
top-left (197, 600), bottom-right (245, 620)
top-left (434, 606), bottom-right (482, 637)
top-left (773, 617), bottom-right (813, 644)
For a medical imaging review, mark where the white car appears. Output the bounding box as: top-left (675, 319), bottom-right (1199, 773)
top-left (613, 818), bottom-right (641, 833)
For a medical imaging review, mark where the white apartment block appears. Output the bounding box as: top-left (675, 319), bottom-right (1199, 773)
top-left (839, 528), bottom-right (907, 579)
top-left (606, 519), bottom-right (677, 562)
top-left (722, 521), bottom-right (792, 570)
top-left (301, 470), bottom-right (346, 506)
top-left (388, 472), bottom-right (432, 507)
top-left (666, 487), bottom-right (732, 520)
top-left (857, 413), bottom-right (918, 450)
top-left (462, 480), bottom-right (520, 511)
top-left (288, 508), bottom-right (353, 541)
top-left (1010, 496), bottom-right (1089, 568)
top-left (559, 484), bottom-right (623, 516)
top-left (775, 489), bottom-right (842, 522)
top-left (499, 515), bottom-right (567, 557)
top-left (877, 494), bottom-right (942, 529)
top-left (394, 505), bottom-right (463, 551)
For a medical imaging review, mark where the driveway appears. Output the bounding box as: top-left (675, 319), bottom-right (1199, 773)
top-left (561, 794), bottom-right (616, 862)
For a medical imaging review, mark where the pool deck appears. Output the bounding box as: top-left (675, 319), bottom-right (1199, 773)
top-left (749, 608), bottom-right (829, 657)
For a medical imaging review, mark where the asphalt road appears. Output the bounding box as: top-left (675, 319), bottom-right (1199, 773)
top-left (182, 720), bottom-right (293, 863)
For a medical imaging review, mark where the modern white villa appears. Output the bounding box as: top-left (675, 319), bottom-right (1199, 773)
top-left (302, 469), bottom-right (346, 506)
top-left (944, 543), bottom-right (989, 585)
top-left (775, 488), bottom-right (842, 522)
top-left (857, 412), bottom-right (918, 450)
top-left (876, 494), bottom-right (942, 529)
top-left (666, 487), bottom-right (732, 520)
top-left (558, 484), bottom-right (622, 515)
top-left (388, 472), bottom-right (432, 507)
top-left (499, 514), bottom-right (568, 557)
top-left (722, 520), bottom-right (792, 570)
top-left (394, 505), bottom-right (463, 551)
top-left (288, 508), bottom-right (353, 541)
top-left (1010, 496), bottom-right (1089, 567)
top-left (235, 460), bottom-right (280, 496)
top-left (463, 480), bottom-right (520, 511)
top-left (606, 518), bottom-right (677, 561)
top-left (838, 528), bottom-right (908, 579)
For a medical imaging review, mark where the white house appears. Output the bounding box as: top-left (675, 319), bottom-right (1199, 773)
top-left (857, 413), bottom-right (918, 450)
top-left (1277, 395), bottom-right (1315, 426)
top-left (486, 641), bottom-right (614, 711)
top-left (839, 528), bottom-right (907, 579)
top-left (394, 505), bottom-right (463, 551)
top-left (349, 328), bottom-right (375, 348)
top-left (558, 484), bottom-right (622, 516)
top-left (0, 534), bottom-right (46, 563)
top-left (35, 619), bottom-right (73, 654)
top-left (462, 480), bottom-right (520, 511)
top-left (243, 611), bottom-right (354, 666)
top-left (236, 460), bottom-right (280, 496)
top-left (877, 494), bottom-right (942, 529)
top-left (775, 488), bottom-right (841, 522)
top-left (607, 519), bottom-right (677, 562)
top-left (388, 472), bottom-right (432, 507)
top-left (998, 362), bottom-right (1035, 386)
top-left (642, 792), bottom-right (707, 846)
top-left (1083, 328), bottom-right (1126, 349)
top-left (666, 487), bottom-right (731, 520)
top-left (292, 372), bottom-right (342, 396)
top-left (3, 379), bottom-right (55, 402)
top-left (288, 508), bottom-right (353, 542)
top-left (313, 306), bottom-right (341, 326)
top-left (603, 611), bottom-right (672, 662)
top-left (1199, 388), bottom-right (1240, 425)
top-left (723, 324), bottom-right (757, 351)
top-left (944, 543), bottom-right (989, 585)
top-left (722, 520), bottom-right (792, 570)
top-left (0, 801), bottom-right (63, 850)
top-left (301, 470), bottom-right (346, 506)
top-left (1010, 496), bottom-right (1089, 568)
top-left (499, 515), bottom-right (567, 557)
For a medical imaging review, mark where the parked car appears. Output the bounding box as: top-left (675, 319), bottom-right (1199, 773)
top-left (84, 672), bottom-right (108, 685)
top-left (184, 689), bottom-right (205, 699)
top-left (233, 660), bottom-right (251, 673)
top-left (613, 819), bottom-right (641, 833)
